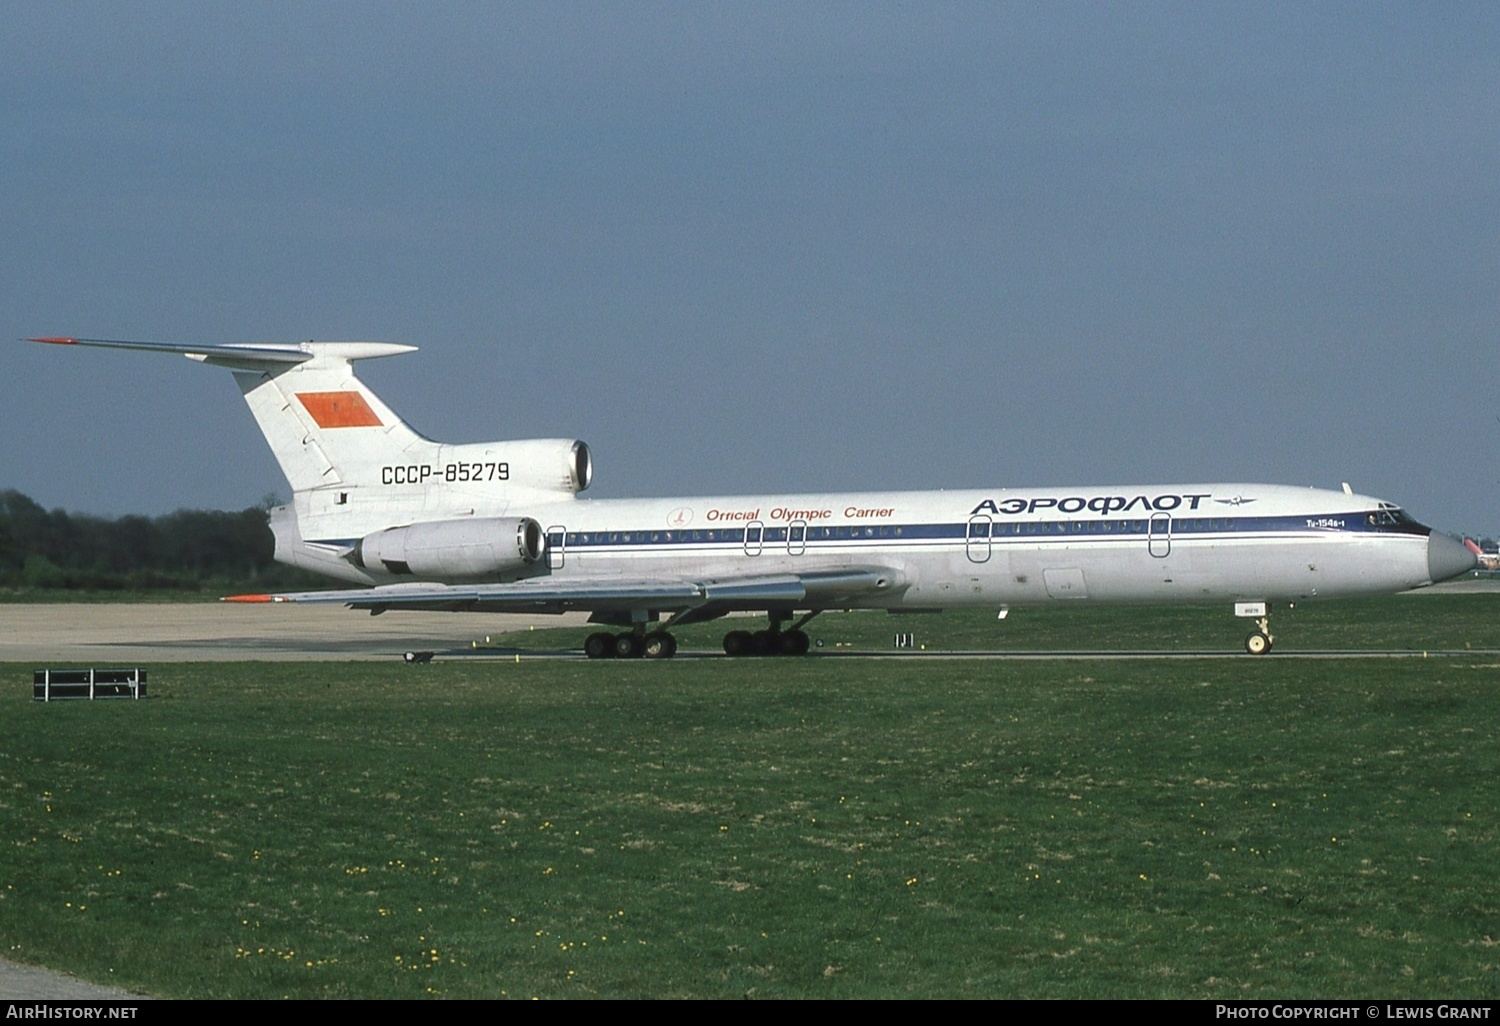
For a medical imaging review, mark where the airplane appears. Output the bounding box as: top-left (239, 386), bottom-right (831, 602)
top-left (28, 335), bottom-right (1477, 658)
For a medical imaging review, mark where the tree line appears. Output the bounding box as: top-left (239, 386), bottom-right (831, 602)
top-left (0, 490), bottom-right (326, 594)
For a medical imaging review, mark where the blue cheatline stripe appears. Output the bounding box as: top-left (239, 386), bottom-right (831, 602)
top-left (312, 511), bottom-right (1425, 551)
top-left (549, 513), bottom-right (1421, 549)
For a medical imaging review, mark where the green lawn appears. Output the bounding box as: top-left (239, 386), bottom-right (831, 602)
top-left (2, 597), bottom-right (1498, 998)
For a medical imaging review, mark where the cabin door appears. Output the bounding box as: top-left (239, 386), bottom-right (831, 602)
top-left (788, 520), bottom-right (807, 556)
top-left (966, 515), bottom-right (993, 563)
top-left (1148, 513), bottom-right (1171, 558)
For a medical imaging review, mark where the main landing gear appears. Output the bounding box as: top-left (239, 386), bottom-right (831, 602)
top-left (721, 628), bottom-right (810, 657)
top-left (584, 629), bottom-right (678, 660)
top-left (583, 611), bottom-right (822, 660)
top-left (722, 612), bottom-right (818, 657)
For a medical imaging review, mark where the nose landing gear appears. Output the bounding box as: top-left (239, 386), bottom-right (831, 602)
top-left (1238, 604), bottom-right (1274, 655)
top-left (1244, 623), bottom-right (1274, 655)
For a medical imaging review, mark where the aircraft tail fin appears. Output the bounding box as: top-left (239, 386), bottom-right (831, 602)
top-left (229, 342), bottom-right (427, 495)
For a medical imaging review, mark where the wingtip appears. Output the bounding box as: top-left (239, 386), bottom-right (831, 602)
top-left (26, 336), bottom-right (78, 345)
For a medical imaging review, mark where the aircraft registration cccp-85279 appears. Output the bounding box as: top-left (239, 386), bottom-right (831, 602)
top-left (30, 336), bottom-right (1477, 658)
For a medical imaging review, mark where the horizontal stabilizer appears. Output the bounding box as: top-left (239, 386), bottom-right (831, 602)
top-left (26, 336), bottom-right (415, 372)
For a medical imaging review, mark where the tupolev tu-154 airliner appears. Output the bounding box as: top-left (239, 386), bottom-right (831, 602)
top-left (30, 336), bottom-right (1477, 658)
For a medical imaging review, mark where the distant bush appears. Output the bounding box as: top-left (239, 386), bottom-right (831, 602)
top-left (0, 489), bottom-right (326, 595)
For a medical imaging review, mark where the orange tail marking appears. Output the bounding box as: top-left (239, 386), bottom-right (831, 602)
top-left (295, 390), bottom-right (383, 428)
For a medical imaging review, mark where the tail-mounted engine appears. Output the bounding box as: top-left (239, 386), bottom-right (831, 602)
top-left (497, 439), bottom-right (592, 494)
top-left (355, 516), bottom-right (545, 578)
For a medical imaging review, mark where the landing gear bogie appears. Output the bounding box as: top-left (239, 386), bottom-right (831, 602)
top-left (583, 632), bottom-right (616, 659)
top-left (643, 630), bottom-right (677, 660)
top-left (722, 620), bottom-right (814, 657)
top-left (722, 630), bottom-right (755, 657)
top-left (777, 629), bottom-right (811, 656)
top-left (613, 632), bottom-right (646, 659)
top-left (584, 629), bottom-right (678, 659)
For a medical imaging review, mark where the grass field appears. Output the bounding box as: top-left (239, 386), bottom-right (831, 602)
top-left (2, 597), bottom-right (1499, 998)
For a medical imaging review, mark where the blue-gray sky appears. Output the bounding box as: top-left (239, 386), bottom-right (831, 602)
top-left (4, 2), bottom-right (1496, 534)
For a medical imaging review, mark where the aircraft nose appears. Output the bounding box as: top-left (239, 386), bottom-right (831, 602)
top-left (1427, 532), bottom-right (1478, 584)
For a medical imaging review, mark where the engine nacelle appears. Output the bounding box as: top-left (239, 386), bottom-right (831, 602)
top-left (356, 517), bottom-right (545, 578)
top-left (498, 439), bottom-right (593, 494)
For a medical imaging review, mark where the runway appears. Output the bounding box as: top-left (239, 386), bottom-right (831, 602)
top-left (0, 603), bottom-right (590, 663)
top-left (1, 578), bottom-right (1493, 663)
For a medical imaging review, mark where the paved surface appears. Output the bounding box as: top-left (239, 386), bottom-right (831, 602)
top-left (1409, 575), bottom-right (1500, 594)
top-left (0, 603), bottom-right (589, 663)
top-left (0, 957), bottom-right (150, 1000)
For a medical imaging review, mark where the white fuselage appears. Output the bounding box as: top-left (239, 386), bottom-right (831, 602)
top-left (283, 481), bottom-right (1437, 608)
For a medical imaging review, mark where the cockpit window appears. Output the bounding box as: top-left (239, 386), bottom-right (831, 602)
top-left (1367, 507), bottom-right (1425, 532)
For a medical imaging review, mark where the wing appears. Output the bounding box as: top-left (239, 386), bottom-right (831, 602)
top-left (226, 567), bottom-right (904, 623)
